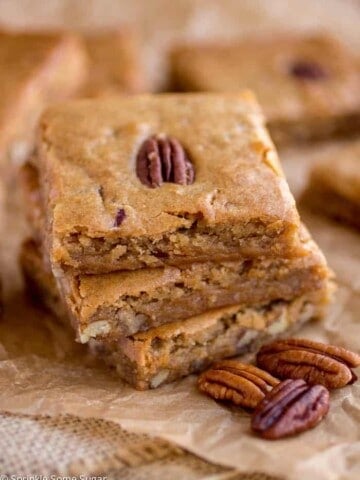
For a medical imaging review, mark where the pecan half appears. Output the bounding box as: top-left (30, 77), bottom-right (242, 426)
top-left (251, 379), bottom-right (329, 440)
top-left (290, 61), bottom-right (328, 80)
top-left (197, 360), bottom-right (280, 409)
top-left (257, 338), bottom-right (360, 389)
top-left (136, 135), bottom-right (195, 188)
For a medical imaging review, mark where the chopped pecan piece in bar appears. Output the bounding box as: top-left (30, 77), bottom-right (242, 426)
top-left (251, 379), bottom-right (330, 439)
top-left (257, 338), bottom-right (360, 389)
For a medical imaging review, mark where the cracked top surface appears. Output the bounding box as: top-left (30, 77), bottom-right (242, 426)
top-left (35, 92), bottom-right (300, 243)
top-left (171, 34), bottom-right (360, 123)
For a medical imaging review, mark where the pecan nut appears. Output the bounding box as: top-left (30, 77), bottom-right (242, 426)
top-left (136, 134), bottom-right (195, 188)
top-left (197, 360), bottom-right (279, 409)
top-left (290, 61), bottom-right (328, 80)
top-left (256, 338), bottom-right (360, 389)
top-left (114, 208), bottom-right (126, 226)
top-left (251, 379), bottom-right (329, 440)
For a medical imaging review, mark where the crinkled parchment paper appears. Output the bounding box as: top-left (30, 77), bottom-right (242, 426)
top-left (0, 1), bottom-right (359, 479)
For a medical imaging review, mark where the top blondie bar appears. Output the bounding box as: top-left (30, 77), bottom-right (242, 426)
top-left (170, 34), bottom-right (360, 144)
top-left (33, 92), bottom-right (304, 274)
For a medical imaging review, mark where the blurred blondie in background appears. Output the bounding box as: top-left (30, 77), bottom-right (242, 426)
top-left (0, 0), bottom-right (359, 91)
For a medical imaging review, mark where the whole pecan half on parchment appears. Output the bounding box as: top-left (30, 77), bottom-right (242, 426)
top-left (197, 360), bottom-right (280, 409)
top-left (136, 134), bottom-right (195, 188)
top-left (257, 338), bottom-right (360, 389)
top-left (251, 379), bottom-right (330, 440)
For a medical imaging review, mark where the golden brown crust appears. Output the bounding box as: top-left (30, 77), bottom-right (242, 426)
top-left (33, 92), bottom-right (304, 273)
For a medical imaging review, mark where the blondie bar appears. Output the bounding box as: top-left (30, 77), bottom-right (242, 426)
top-left (170, 34), bottom-right (360, 145)
top-left (31, 92), bottom-right (305, 274)
top-left (80, 28), bottom-right (145, 96)
top-left (303, 141), bottom-right (360, 230)
top-left (21, 238), bottom-right (331, 390)
top-left (0, 29), bottom-right (87, 168)
top-left (21, 237), bottom-right (331, 342)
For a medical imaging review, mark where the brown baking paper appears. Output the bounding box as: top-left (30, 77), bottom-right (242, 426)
top-left (0, 1), bottom-right (360, 479)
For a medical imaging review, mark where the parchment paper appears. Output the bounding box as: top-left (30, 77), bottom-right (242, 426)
top-left (0, 2), bottom-right (359, 479)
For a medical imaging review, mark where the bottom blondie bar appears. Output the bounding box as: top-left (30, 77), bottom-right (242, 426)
top-left (303, 141), bottom-right (360, 230)
top-left (21, 239), bottom-right (332, 390)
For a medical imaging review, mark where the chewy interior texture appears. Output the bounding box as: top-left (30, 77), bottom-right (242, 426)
top-left (21, 239), bottom-right (331, 389)
top-left (21, 238), bottom-right (330, 342)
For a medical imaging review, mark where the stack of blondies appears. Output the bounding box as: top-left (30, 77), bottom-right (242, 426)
top-left (20, 91), bottom-right (332, 389)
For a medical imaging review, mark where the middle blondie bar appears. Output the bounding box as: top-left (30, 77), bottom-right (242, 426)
top-left (30, 92), bottom-right (304, 274)
top-left (21, 233), bottom-right (330, 343)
